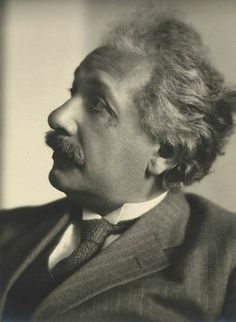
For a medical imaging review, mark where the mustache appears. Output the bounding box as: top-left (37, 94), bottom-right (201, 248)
top-left (45, 130), bottom-right (85, 167)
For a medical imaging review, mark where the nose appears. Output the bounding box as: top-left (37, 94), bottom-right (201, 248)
top-left (48, 99), bottom-right (78, 136)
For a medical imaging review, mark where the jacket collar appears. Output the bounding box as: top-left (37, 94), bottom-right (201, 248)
top-left (32, 192), bottom-right (190, 320)
top-left (0, 202), bottom-right (71, 320)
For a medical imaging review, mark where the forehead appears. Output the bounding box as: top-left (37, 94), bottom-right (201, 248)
top-left (73, 47), bottom-right (151, 95)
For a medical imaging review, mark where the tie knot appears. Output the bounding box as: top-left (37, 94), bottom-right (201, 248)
top-left (82, 219), bottom-right (114, 244)
top-left (82, 218), bottom-right (137, 244)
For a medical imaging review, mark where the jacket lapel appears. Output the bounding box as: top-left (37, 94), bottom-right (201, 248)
top-left (32, 192), bottom-right (190, 321)
top-left (0, 208), bottom-right (70, 320)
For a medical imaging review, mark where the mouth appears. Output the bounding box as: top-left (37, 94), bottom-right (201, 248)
top-left (52, 151), bottom-right (74, 168)
top-left (52, 151), bottom-right (66, 161)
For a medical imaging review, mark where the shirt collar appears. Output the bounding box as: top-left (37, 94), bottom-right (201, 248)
top-left (83, 191), bottom-right (168, 225)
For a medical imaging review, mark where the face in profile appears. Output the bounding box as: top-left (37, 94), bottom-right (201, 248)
top-left (46, 47), bottom-right (156, 213)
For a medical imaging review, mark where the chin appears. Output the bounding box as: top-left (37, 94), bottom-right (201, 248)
top-left (48, 166), bottom-right (87, 198)
top-left (48, 169), bottom-right (71, 193)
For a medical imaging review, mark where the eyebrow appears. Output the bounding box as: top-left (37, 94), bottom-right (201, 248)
top-left (72, 75), bottom-right (120, 116)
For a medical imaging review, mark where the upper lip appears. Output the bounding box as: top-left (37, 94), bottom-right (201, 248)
top-left (52, 150), bottom-right (68, 159)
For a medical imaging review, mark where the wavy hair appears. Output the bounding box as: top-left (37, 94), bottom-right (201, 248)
top-left (102, 11), bottom-right (235, 189)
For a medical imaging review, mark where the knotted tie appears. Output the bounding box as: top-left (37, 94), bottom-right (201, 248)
top-left (51, 218), bottom-right (134, 282)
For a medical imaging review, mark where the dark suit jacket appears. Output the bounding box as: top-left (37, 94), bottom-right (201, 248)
top-left (0, 192), bottom-right (235, 322)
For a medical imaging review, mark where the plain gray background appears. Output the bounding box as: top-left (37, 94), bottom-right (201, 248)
top-left (0, 0), bottom-right (235, 211)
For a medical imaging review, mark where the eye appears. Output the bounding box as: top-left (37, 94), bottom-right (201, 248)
top-left (87, 95), bottom-right (118, 120)
top-left (89, 96), bottom-right (107, 112)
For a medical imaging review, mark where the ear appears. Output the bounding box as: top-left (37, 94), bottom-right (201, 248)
top-left (147, 144), bottom-right (173, 176)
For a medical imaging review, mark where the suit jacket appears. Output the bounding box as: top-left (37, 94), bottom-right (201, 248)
top-left (0, 192), bottom-right (235, 322)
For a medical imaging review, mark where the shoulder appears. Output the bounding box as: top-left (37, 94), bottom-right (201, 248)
top-left (184, 193), bottom-right (236, 264)
top-left (185, 193), bottom-right (236, 232)
top-left (0, 198), bottom-right (70, 223)
top-left (0, 198), bottom-right (71, 250)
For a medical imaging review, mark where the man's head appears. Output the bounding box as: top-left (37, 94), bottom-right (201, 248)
top-left (46, 12), bottom-right (234, 213)
top-left (46, 46), bottom-right (168, 213)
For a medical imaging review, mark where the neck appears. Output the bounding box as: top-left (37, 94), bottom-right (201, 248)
top-left (67, 187), bottom-right (166, 216)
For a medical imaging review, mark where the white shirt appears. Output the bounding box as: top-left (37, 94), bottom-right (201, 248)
top-left (48, 192), bottom-right (167, 271)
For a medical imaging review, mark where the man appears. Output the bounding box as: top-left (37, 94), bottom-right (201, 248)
top-left (0, 11), bottom-right (235, 322)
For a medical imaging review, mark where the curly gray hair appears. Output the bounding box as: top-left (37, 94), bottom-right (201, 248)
top-left (102, 12), bottom-right (235, 189)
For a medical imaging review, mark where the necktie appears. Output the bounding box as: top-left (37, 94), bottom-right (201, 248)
top-left (51, 218), bottom-right (134, 282)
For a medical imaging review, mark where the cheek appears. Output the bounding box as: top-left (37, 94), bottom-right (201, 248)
top-left (88, 132), bottom-right (150, 179)
top-left (116, 139), bottom-right (149, 176)
top-left (81, 114), bottom-right (152, 179)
